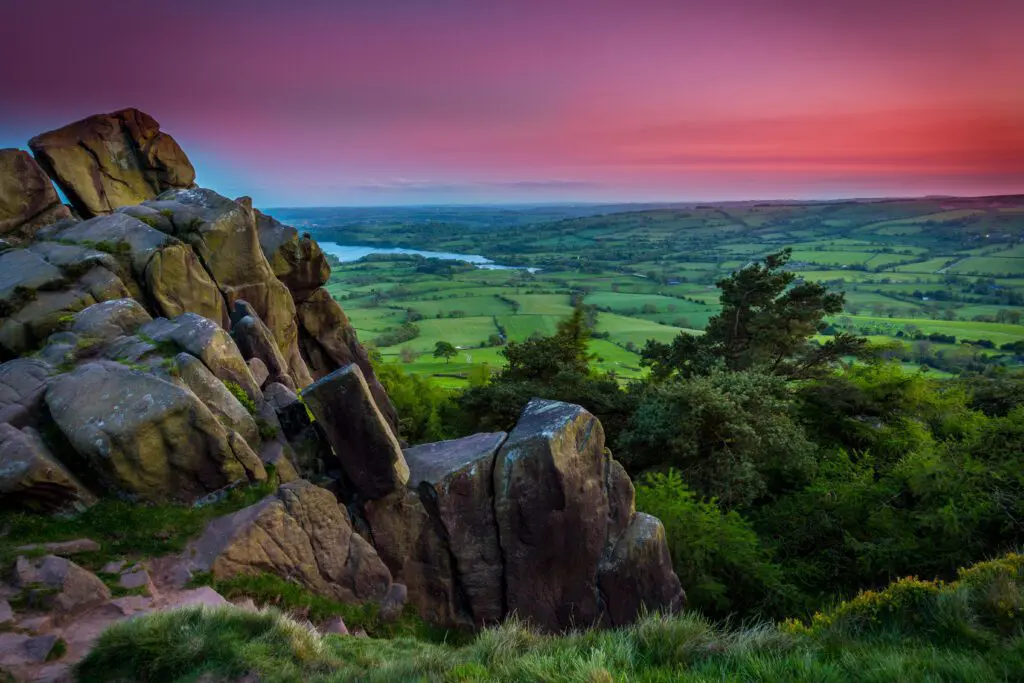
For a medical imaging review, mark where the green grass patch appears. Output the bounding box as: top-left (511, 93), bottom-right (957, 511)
top-left (0, 478), bottom-right (278, 570)
top-left (77, 551), bottom-right (1024, 682)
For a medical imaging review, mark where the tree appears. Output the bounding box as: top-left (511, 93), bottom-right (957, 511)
top-left (433, 341), bottom-right (457, 363)
top-left (642, 249), bottom-right (868, 380)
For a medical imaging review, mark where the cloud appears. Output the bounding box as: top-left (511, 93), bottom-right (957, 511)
top-left (352, 179), bottom-right (603, 194)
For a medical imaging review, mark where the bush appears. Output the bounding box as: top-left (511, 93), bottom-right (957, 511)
top-left (635, 470), bottom-right (793, 619)
top-left (619, 370), bottom-right (816, 507)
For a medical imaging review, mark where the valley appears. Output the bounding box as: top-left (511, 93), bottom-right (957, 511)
top-left (276, 195), bottom-right (1024, 385)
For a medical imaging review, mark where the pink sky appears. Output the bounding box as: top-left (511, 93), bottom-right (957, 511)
top-left (2, 0), bottom-right (1022, 205)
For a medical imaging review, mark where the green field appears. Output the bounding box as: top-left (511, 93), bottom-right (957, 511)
top-left (292, 196), bottom-right (1024, 386)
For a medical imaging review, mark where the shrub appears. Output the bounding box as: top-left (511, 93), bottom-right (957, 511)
top-left (635, 469), bottom-right (793, 619)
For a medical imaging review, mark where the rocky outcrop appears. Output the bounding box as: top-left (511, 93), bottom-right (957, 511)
top-left (0, 108), bottom-right (683, 641)
top-left (142, 189), bottom-right (312, 388)
top-left (28, 108), bottom-right (195, 217)
top-left (0, 149), bottom-right (71, 242)
top-left (256, 209), bottom-right (329, 302)
top-left (44, 361), bottom-right (265, 502)
top-left (48, 212), bottom-right (229, 328)
top-left (351, 401), bottom-right (683, 631)
top-left (302, 364), bottom-right (408, 499)
top-left (187, 480), bottom-right (392, 604)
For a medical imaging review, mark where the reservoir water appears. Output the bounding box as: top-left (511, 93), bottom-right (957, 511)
top-left (317, 242), bottom-right (535, 271)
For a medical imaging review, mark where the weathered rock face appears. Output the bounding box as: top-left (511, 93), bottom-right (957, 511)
top-left (0, 358), bottom-right (51, 428)
top-left (0, 241), bottom-right (132, 357)
top-left (142, 189), bottom-right (312, 388)
top-left (599, 513), bottom-right (685, 627)
top-left (140, 313), bottom-right (261, 404)
top-left (0, 424), bottom-right (96, 513)
top-left (187, 480), bottom-right (392, 604)
top-left (405, 432), bottom-right (507, 625)
top-left (297, 287), bottom-right (397, 427)
top-left (49, 212), bottom-right (229, 328)
top-left (493, 399), bottom-right (611, 631)
top-left (28, 108), bottom-right (195, 218)
top-left (255, 210), bottom-right (329, 303)
top-left (44, 361), bottom-right (265, 502)
top-left (0, 149), bottom-right (71, 242)
top-left (174, 352), bottom-right (260, 448)
top-left (230, 300), bottom-right (293, 389)
top-left (302, 364), bottom-right (408, 500)
top-left (363, 489), bottom-right (463, 626)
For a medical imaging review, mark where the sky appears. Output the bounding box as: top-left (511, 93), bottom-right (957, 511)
top-left (2, 0), bottom-right (1022, 206)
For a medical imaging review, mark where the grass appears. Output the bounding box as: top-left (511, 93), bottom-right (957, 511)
top-left (0, 474), bottom-right (279, 571)
top-left (76, 552), bottom-right (1024, 682)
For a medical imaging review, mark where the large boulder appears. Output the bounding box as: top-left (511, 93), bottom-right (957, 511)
top-left (44, 361), bottom-right (265, 502)
top-left (255, 210), bottom-right (329, 303)
top-left (598, 513), bottom-right (685, 626)
top-left (69, 298), bottom-right (152, 343)
top-left (0, 149), bottom-right (71, 242)
top-left (297, 287), bottom-right (397, 426)
top-left (140, 313), bottom-right (261, 404)
top-left (28, 108), bottom-right (195, 218)
top-left (187, 480), bottom-right (392, 603)
top-left (174, 353), bottom-right (260, 448)
top-left (0, 424), bottom-right (96, 513)
top-left (301, 364), bottom-right (408, 500)
top-left (493, 399), bottom-right (611, 631)
top-left (142, 189), bottom-right (311, 387)
top-left (405, 432), bottom-right (508, 625)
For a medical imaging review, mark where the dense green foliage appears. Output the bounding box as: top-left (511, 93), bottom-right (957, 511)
top-left (77, 552), bottom-right (1024, 682)
top-left (379, 250), bottom-right (1024, 626)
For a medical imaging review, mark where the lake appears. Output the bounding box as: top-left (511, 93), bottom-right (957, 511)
top-left (317, 242), bottom-right (536, 271)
